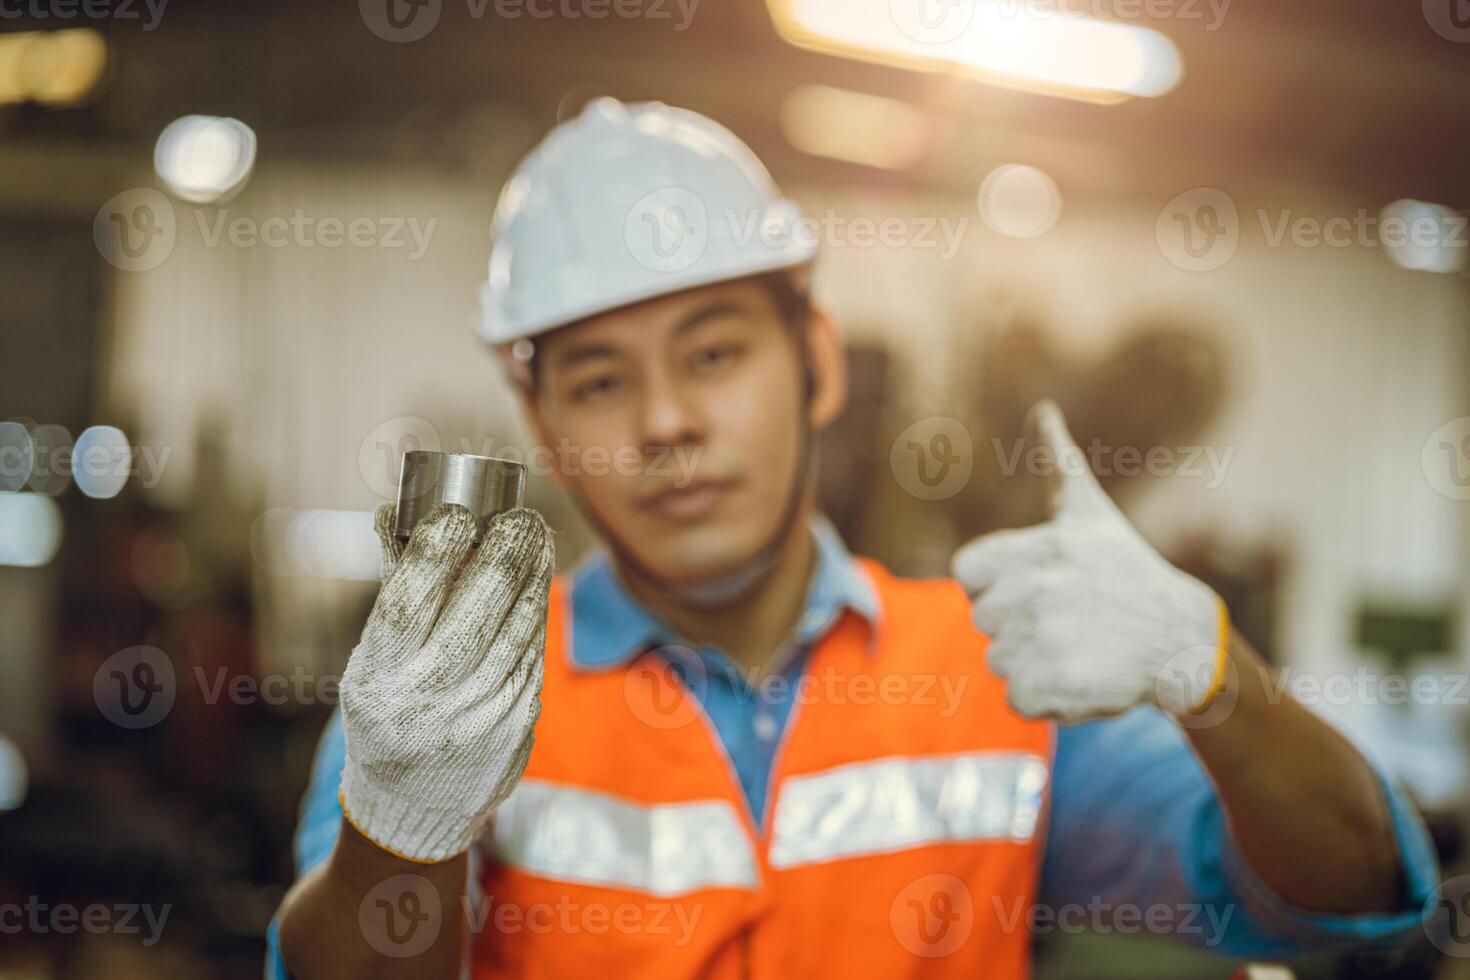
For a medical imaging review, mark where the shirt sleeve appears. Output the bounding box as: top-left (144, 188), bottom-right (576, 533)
top-left (265, 709), bottom-right (348, 980)
top-left (1040, 706), bottom-right (1440, 959)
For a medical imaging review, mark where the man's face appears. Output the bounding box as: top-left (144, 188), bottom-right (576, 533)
top-left (528, 279), bottom-right (808, 585)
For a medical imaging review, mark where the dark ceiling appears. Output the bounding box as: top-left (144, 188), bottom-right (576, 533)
top-left (2, 0), bottom-right (1467, 212)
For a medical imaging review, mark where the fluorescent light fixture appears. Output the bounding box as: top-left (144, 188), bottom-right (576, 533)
top-left (767, 0), bottom-right (1182, 103)
top-left (154, 115), bottom-right (258, 204)
top-left (781, 84), bottom-right (929, 169)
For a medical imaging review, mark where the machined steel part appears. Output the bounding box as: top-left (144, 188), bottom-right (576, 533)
top-left (394, 451), bottom-right (526, 545)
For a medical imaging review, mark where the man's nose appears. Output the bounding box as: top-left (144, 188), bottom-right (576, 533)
top-left (638, 373), bottom-right (704, 453)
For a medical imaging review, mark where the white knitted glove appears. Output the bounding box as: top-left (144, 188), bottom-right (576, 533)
top-left (339, 502), bottom-right (553, 862)
top-left (951, 401), bottom-right (1229, 723)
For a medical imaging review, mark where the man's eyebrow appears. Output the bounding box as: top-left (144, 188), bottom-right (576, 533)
top-left (672, 300), bottom-right (749, 337)
top-left (551, 299), bottom-right (752, 370)
top-left (552, 342), bottom-right (620, 371)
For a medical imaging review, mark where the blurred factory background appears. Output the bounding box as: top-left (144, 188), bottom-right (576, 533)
top-left (0, 1), bottom-right (1467, 977)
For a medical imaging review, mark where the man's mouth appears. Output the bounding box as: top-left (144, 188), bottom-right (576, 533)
top-left (638, 478), bottom-right (738, 523)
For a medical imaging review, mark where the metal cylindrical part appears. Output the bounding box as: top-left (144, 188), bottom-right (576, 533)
top-left (394, 451), bottom-right (526, 545)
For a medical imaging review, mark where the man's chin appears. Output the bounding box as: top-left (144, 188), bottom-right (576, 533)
top-left (629, 526), bottom-right (766, 588)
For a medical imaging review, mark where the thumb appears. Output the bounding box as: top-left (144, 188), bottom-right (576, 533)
top-left (373, 503), bottom-right (404, 581)
top-left (1028, 399), bottom-right (1113, 521)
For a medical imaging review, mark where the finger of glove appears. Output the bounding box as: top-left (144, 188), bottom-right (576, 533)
top-left (466, 559), bottom-right (551, 702)
top-left (1007, 663), bottom-right (1119, 724)
top-left (425, 508), bottom-right (554, 679)
top-left (982, 621), bottom-right (1034, 678)
top-left (1003, 664), bottom-right (1069, 721)
top-left (1028, 398), bottom-right (1116, 523)
top-left (467, 640), bottom-right (544, 738)
top-left (482, 726), bottom-right (538, 819)
top-left (374, 503), bottom-right (405, 580)
top-left (362, 503), bottom-right (478, 656)
top-left (970, 572), bottom-right (1042, 638)
top-left (952, 525), bottom-right (1056, 595)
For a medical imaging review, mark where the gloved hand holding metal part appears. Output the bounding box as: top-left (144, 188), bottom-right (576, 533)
top-left (337, 502), bottom-right (553, 863)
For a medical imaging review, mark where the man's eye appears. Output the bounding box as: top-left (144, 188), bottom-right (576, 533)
top-left (689, 343), bottom-right (742, 374)
top-left (571, 375), bottom-right (624, 402)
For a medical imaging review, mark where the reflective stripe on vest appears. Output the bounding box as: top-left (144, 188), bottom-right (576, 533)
top-left (768, 751), bottom-right (1049, 869)
top-left (494, 752), bottom-right (1047, 892)
top-left (492, 780), bottom-right (760, 897)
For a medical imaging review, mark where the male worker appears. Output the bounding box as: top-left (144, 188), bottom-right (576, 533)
top-left (271, 99), bottom-right (1439, 978)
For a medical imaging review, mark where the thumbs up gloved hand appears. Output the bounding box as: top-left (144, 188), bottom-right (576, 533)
top-left (339, 502), bottom-right (554, 862)
top-left (951, 400), bottom-right (1229, 724)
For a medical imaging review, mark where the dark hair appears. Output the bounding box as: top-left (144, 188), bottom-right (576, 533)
top-left (521, 269), bottom-right (811, 391)
top-left (753, 269), bottom-right (812, 328)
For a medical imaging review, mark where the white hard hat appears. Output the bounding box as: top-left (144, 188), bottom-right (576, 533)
top-left (478, 98), bottom-right (817, 345)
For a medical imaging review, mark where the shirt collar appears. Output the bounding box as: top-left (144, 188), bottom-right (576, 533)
top-left (566, 513), bottom-right (881, 672)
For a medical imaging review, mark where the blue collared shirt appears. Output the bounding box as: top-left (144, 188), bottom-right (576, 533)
top-left (565, 514), bottom-right (883, 828)
top-left (267, 515), bottom-right (1439, 975)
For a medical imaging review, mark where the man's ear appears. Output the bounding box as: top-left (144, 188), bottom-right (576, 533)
top-left (803, 305), bottom-right (847, 434)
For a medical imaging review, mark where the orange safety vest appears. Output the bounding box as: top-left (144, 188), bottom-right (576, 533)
top-left (472, 558), bottom-right (1055, 978)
